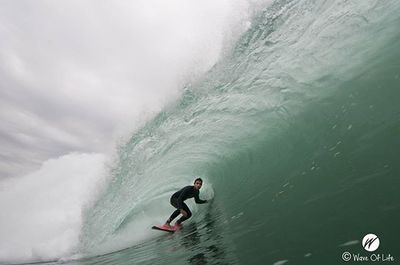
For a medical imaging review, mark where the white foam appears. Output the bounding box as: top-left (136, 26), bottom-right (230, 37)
top-left (0, 153), bottom-right (107, 263)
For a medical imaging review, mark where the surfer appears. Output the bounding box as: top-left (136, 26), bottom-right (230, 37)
top-left (164, 178), bottom-right (207, 228)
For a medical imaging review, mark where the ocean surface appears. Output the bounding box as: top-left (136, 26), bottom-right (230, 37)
top-left (8, 0), bottom-right (400, 264)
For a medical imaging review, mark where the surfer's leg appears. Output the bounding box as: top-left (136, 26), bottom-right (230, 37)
top-left (166, 209), bottom-right (181, 224)
top-left (176, 203), bottom-right (192, 224)
top-left (166, 197), bottom-right (180, 224)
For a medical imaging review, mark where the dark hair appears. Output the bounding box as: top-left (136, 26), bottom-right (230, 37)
top-left (194, 178), bottom-right (203, 183)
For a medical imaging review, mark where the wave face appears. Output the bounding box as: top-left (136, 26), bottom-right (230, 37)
top-left (79, 0), bottom-right (400, 264)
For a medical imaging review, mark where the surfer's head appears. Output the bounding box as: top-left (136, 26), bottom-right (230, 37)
top-left (194, 178), bottom-right (203, 190)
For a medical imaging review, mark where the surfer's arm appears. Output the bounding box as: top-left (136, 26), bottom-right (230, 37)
top-left (194, 190), bottom-right (207, 204)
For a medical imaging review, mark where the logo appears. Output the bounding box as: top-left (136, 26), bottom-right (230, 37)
top-left (342, 252), bottom-right (352, 261)
top-left (362, 234), bottom-right (380, 252)
top-left (341, 233), bottom-right (395, 262)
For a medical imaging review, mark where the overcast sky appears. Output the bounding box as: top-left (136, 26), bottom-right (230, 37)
top-left (0, 0), bottom-right (266, 178)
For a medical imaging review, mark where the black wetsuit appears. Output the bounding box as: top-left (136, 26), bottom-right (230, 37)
top-left (167, 185), bottom-right (207, 224)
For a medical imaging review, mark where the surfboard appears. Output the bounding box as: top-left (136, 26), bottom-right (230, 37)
top-left (152, 225), bottom-right (176, 233)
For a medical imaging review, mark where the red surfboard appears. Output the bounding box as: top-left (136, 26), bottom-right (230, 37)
top-left (151, 224), bottom-right (181, 233)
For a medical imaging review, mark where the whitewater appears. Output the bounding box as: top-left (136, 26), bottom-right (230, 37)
top-left (1, 0), bottom-right (400, 264)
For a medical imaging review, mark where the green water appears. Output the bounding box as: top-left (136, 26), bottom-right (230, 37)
top-left (32, 0), bottom-right (399, 264)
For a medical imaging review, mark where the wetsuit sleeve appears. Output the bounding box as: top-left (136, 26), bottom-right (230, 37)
top-left (194, 189), bottom-right (207, 204)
